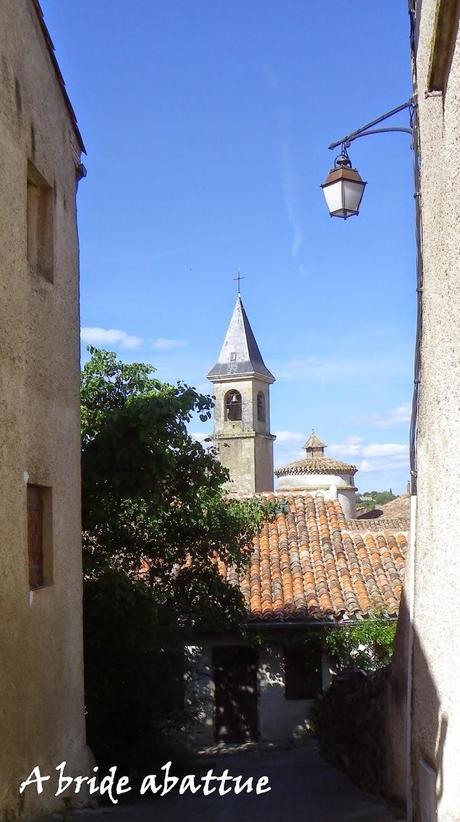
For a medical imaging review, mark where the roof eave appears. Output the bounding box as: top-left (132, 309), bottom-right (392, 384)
top-left (207, 366), bottom-right (275, 384)
top-left (31, 0), bottom-right (86, 154)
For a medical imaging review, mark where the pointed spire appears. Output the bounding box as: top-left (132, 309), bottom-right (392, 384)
top-left (207, 294), bottom-right (275, 383)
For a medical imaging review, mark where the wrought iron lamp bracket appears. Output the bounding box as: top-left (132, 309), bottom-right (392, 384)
top-left (328, 99), bottom-right (416, 152)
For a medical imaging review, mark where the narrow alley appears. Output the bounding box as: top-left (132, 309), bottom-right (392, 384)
top-left (70, 744), bottom-right (400, 822)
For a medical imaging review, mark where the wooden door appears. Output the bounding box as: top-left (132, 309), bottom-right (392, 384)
top-left (213, 646), bottom-right (258, 743)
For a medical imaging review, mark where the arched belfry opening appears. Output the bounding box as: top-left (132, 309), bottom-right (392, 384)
top-left (257, 391), bottom-right (265, 422)
top-left (207, 293), bottom-right (276, 494)
top-left (225, 390), bottom-right (242, 421)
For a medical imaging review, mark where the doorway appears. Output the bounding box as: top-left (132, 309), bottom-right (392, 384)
top-left (213, 646), bottom-right (258, 743)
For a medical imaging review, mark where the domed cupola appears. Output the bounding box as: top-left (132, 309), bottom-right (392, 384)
top-left (275, 430), bottom-right (358, 518)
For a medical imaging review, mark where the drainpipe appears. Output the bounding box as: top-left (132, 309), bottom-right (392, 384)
top-left (405, 495), bottom-right (417, 821)
top-left (405, 3), bottom-right (423, 818)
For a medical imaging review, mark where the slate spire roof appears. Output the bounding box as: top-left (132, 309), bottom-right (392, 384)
top-left (207, 294), bottom-right (275, 383)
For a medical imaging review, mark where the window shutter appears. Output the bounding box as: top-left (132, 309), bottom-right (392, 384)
top-left (27, 486), bottom-right (44, 589)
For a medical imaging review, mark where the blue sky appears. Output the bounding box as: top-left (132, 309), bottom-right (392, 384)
top-left (42, 0), bottom-right (414, 494)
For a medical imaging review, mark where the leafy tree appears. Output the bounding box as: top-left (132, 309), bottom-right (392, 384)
top-left (325, 620), bottom-right (396, 672)
top-left (84, 568), bottom-right (184, 773)
top-left (356, 489), bottom-right (397, 512)
top-left (81, 348), bottom-right (271, 770)
top-left (81, 347), bottom-right (266, 598)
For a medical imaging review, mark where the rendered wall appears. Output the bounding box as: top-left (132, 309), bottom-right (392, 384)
top-left (0, 2), bottom-right (90, 817)
top-left (184, 640), bottom-right (322, 748)
top-left (257, 646), bottom-right (314, 741)
top-left (411, 1), bottom-right (460, 819)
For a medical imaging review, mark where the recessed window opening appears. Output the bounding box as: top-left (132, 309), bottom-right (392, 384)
top-left (27, 485), bottom-right (52, 590)
top-left (257, 391), bottom-right (265, 422)
top-left (225, 390), bottom-right (242, 421)
top-left (284, 645), bottom-right (322, 700)
top-left (27, 161), bottom-right (54, 282)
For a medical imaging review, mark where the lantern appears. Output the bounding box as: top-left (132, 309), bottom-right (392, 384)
top-left (321, 152), bottom-right (366, 219)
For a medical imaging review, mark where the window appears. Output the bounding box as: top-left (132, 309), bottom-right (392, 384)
top-left (284, 645), bottom-right (322, 700)
top-left (27, 485), bottom-right (52, 589)
top-left (27, 161), bottom-right (54, 281)
top-left (427, 0), bottom-right (458, 94)
top-left (257, 391), bottom-right (265, 422)
top-left (225, 390), bottom-right (242, 421)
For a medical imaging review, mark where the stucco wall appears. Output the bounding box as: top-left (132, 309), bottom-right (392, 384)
top-left (184, 640), bottom-right (323, 748)
top-left (0, 2), bottom-right (90, 817)
top-left (257, 646), bottom-right (314, 741)
top-left (412, 1), bottom-right (460, 819)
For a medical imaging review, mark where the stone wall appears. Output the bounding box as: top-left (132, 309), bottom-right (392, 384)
top-left (411, 0), bottom-right (460, 818)
top-left (0, 2), bottom-right (90, 817)
top-left (315, 661), bottom-right (406, 814)
top-left (315, 669), bottom-right (388, 796)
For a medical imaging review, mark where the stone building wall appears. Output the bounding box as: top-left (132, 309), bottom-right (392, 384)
top-left (410, 1), bottom-right (460, 818)
top-left (212, 376), bottom-right (274, 494)
top-left (0, 1), bottom-right (90, 817)
top-left (315, 655), bottom-right (406, 816)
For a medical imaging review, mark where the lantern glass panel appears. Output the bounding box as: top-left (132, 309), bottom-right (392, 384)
top-left (322, 180), bottom-right (344, 216)
top-left (342, 179), bottom-right (365, 215)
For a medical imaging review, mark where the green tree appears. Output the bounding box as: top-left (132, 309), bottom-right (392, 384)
top-left (325, 620), bottom-right (396, 672)
top-left (81, 348), bottom-right (266, 593)
top-left (81, 348), bottom-right (271, 770)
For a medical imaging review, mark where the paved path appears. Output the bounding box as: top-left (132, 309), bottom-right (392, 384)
top-left (70, 743), bottom-right (399, 822)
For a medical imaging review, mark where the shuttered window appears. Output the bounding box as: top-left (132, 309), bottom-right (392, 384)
top-left (284, 645), bottom-right (322, 700)
top-left (27, 485), bottom-right (44, 589)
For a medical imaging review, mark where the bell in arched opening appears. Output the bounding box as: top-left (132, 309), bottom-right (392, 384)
top-left (225, 390), bottom-right (242, 421)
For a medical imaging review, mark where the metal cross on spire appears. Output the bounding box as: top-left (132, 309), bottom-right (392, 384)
top-left (234, 271), bottom-right (245, 294)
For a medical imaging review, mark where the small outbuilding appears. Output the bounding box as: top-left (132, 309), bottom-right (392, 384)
top-left (184, 490), bottom-right (408, 748)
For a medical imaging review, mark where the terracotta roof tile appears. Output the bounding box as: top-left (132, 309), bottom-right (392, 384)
top-left (275, 457), bottom-right (358, 477)
top-left (221, 492), bottom-right (408, 623)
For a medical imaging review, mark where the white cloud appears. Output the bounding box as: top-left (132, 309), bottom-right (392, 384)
top-left (152, 338), bottom-right (187, 351)
top-left (329, 436), bottom-right (364, 457)
top-left (328, 437), bottom-right (408, 475)
top-left (190, 431), bottom-right (211, 444)
top-left (351, 402), bottom-right (411, 428)
top-left (362, 443), bottom-right (407, 458)
top-left (81, 327), bottom-right (143, 349)
top-left (274, 430), bottom-right (305, 469)
top-left (274, 430), bottom-right (305, 445)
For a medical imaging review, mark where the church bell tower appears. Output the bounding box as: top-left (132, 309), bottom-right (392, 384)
top-left (207, 293), bottom-right (275, 495)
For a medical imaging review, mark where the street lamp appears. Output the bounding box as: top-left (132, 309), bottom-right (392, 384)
top-left (321, 149), bottom-right (366, 219)
top-left (321, 100), bottom-right (414, 220)
top-left (322, 99), bottom-right (421, 497)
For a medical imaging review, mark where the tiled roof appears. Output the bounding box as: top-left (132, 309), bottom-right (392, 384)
top-left (218, 492), bottom-right (407, 623)
top-left (304, 430), bottom-right (327, 449)
top-left (32, 1), bottom-right (85, 152)
top-left (276, 457), bottom-right (358, 477)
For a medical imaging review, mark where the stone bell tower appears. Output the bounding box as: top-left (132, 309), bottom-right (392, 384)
top-left (207, 293), bottom-right (276, 495)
